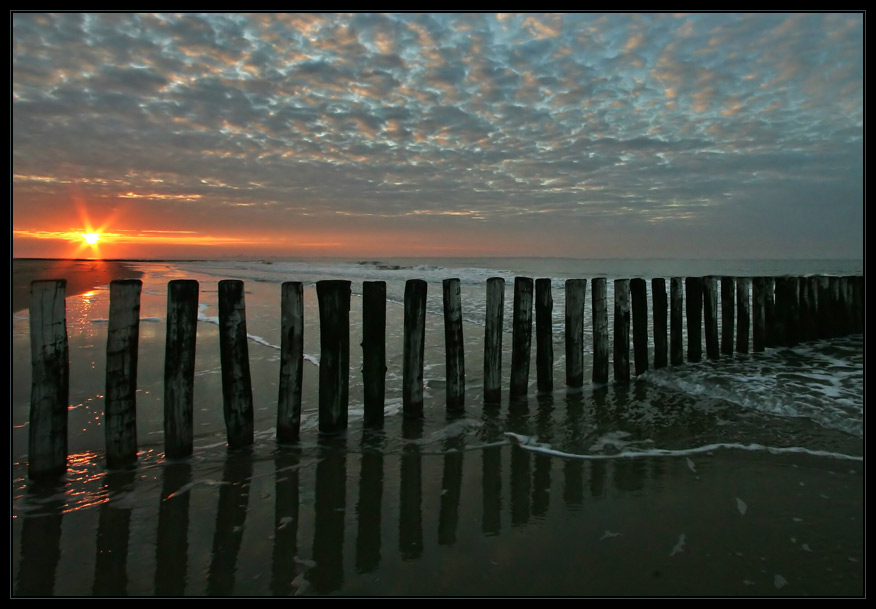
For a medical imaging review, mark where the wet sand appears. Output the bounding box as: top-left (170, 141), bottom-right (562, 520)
top-left (12, 259), bottom-right (144, 314)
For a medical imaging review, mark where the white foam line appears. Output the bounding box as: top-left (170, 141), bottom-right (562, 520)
top-left (196, 310), bottom-right (319, 365)
top-left (504, 433), bottom-right (863, 462)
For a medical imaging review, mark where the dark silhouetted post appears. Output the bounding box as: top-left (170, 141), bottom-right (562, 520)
top-left (652, 278), bottom-right (667, 369)
top-left (670, 278), bottom-right (683, 366)
top-left (316, 280), bottom-right (351, 433)
top-left (443, 278), bottom-right (465, 411)
top-left (28, 279), bottom-right (69, 479)
top-left (630, 278), bottom-right (648, 375)
top-left (787, 276), bottom-right (801, 346)
top-left (565, 279), bottom-right (586, 387)
top-left (685, 277), bottom-right (703, 363)
top-left (218, 280), bottom-right (255, 448)
top-left (278, 282), bottom-right (304, 442)
top-left (535, 278), bottom-right (553, 393)
top-left (105, 279), bottom-right (142, 468)
top-left (817, 276), bottom-right (833, 339)
top-left (484, 277), bottom-right (504, 403)
top-left (764, 277), bottom-right (776, 347)
top-left (362, 281), bottom-right (386, 425)
top-left (703, 276), bottom-right (719, 360)
top-left (613, 279), bottom-right (630, 383)
top-left (403, 279), bottom-right (427, 417)
top-left (164, 279), bottom-right (198, 459)
top-left (772, 277), bottom-right (790, 346)
top-left (721, 277), bottom-right (735, 355)
top-left (510, 277), bottom-right (533, 398)
top-left (735, 277), bottom-right (750, 354)
top-left (752, 277), bottom-right (766, 352)
top-left (592, 278), bottom-right (609, 384)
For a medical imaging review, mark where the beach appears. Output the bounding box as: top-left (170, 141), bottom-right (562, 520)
top-left (11, 257), bottom-right (864, 597)
top-left (12, 259), bottom-right (143, 314)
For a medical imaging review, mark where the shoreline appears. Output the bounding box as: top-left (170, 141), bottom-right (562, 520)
top-left (11, 259), bottom-right (144, 314)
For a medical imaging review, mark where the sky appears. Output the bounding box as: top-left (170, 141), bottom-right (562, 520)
top-left (12, 12), bottom-right (864, 260)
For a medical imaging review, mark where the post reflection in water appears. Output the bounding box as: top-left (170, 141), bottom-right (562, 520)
top-left (438, 414), bottom-right (464, 546)
top-left (507, 398), bottom-right (532, 527)
top-left (271, 447), bottom-right (300, 596)
top-left (16, 480), bottom-right (65, 596)
top-left (310, 436), bottom-right (346, 594)
top-left (93, 468), bottom-right (136, 596)
top-left (532, 395), bottom-right (554, 518)
top-left (562, 391), bottom-right (585, 509)
top-left (399, 417), bottom-right (423, 560)
top-left (206, 449), bottom-right (253, 596)
top-left (155, 463), bottom-right (192, 596)
top-left (356, 430), bottom-right (384, 574)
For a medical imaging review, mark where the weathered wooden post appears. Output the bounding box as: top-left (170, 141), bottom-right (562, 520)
top-left (278, 282), bottom-right (304, 442)
top-left (510, 277), bottom-right (534, 398)
top-left (613, 279), bottom-right (630, 383)
top-left (685, 277), bottom-right (703, 363)
top-left (787, 276), bottom-right (801, 346)
top-left (652, 278), bottom-right (667, 369)
top-left (164, 279), bottom-right (199, 458)
top-left (703, 276), bottom-right (719, 360)
top-left (852, 275), bottom-right (864, 333)
top-left (752, 277), bottom-right (766, 352)
top-left (535, 278), bottom-right (553, 393)
top-left (591, 278), bottom-right (609, 385)
top-left (565, 279), bottom-right (586, 387)
top-left (764, 277), bottom-right (776, 347)
top-left (218, 280), bottom-right (255, 448)
top-left (443, 278), bottom-right (465, 411)
top-left (483, 277), bottom-right (505, 403)
top-left (772, 277), bottom-right (790, 347)
top-left (735, 277), bottom-right (750, 354)
top-left (721, 277), bottom-right (735, 355)
top-left (800, 277), bottom-right (816, 342)
top-left (670, 278), bottom-right (683, 366)
top-left (362, 281), bottom-right (386, 425)
top-left (316, 280), bottom-right (351, 433)
top-left (817, 276), bottom-right (834, 339)
top-left (842, 276), bottom-right (855, 336)
top-left (105, 279), bottom-right (142, 468)
top-left (403, 279), bottom-right (427, 417)
top-left (630, 278), bottom-right (648, 376)
top-left (28, 280), bottom-right (69, 478)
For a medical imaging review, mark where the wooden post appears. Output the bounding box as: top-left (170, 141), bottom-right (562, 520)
top-left (164, 279), bottom-right (199, 459)
top-left (535, 278), bottom-right (553, 393)
top-left (613, 279), bottom-right (630, 383)
top-left (652, 278), bottom-right (667, 369)
top-left (841, 276), bottom-right (855, 336)
top-left (852, 275), bottom-right (864, 333)
top-left (703, 276), bottom-right (719, 360)
top-left (772, 277), bottom-right (790, 347)
top-left (443, 278), bottom-right (465, 411)
top-left (818, 276), bottom-right (834, 339)
top-left (316, 280), bottom-right (351, 433)
top-left (591, 278), bottom-right (609, 385)
top-left (800, 277), bottom-right (816, 342)
top-left (362, 281), bottom-right (386, 425)
top-left (721, 277), bottom-right (735, 355)
top-left (752, 277), bottom-right (766, 352)
top-left (28, 280), bottom-right (69, 478)
top-left (510, 277), bottom-right (533, 398)
top-left (105, 279), bottom-right (142, 469)
top-left (218, 280), bottom-right (255, 448)
top-left (277, 282), bottom-right (304, 442)
top-left (564, 279), bottom-right (587, 387)
top-left (670, 278), bottom-right (683, 366)
top-left (403, 279), bottom-right (427, 417)
top-left (787, 276), bottom-right (801, 346)
top-left (764, 277), bottom-right (777, 347)
top-left (483, 277), bottom-right (504, 403)
top-left (735, 277), bottom-right (750, 354)
top-left (685, 277), bottom-right (703, 362)
top-left (630, 278), bottom-right (648, 376)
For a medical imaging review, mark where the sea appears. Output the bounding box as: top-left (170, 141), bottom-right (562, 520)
top-left (11, 257), bottom-right (864, 596)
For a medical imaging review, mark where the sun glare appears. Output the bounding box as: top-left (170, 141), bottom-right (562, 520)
top-left (83, 232), bottom-right (101, 245)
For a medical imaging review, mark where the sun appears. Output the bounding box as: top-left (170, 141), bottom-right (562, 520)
top-left (83, 232), bottom-right (101, 245)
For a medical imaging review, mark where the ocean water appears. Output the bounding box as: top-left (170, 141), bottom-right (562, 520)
top-left (11, 257), bottom-right (864, 596)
